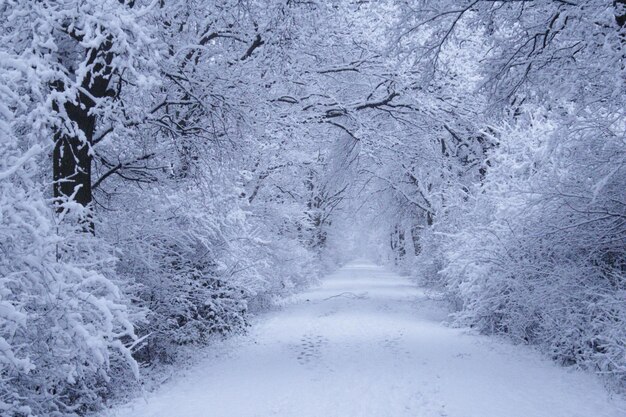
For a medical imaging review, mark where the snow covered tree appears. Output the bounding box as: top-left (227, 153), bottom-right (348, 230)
top-left (391, 0), bottom-right (626, 386)
top-left (0, 2), bottom-right (144, 413)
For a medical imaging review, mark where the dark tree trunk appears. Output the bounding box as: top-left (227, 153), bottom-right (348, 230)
top-left (390, 225), bottom-right (406, 264)
top-left (52, 39), bottom-right (115, 233)
top-left (53, 95), bottom-right (96, 209)
top-left (615, 0), bottom-right (626, 28)
top-left (410, 225), bottom-right (421, 256)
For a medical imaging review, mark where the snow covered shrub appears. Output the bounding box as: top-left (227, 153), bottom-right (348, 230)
top-left (104, 183), bottom-right (251, 364)
top-left (389, 0), bottom-right (626, 388)
top-left (442, 111), bottom-right (626, 386)
top-left (242, 221), bottom-right (321, 312)
top-left (0, 92), bottom-right (137, 417)
top-left (106, 173), bottom-right (321, 363)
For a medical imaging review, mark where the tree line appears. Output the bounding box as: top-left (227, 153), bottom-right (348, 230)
top-left (0, 1), bottom-right (624, 415)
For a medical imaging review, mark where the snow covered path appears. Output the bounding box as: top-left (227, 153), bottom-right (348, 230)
top-left (107, 261), bottom-right (626, 417)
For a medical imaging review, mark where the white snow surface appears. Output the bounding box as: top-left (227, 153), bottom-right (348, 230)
top-left (106, 261), bottom-right (626, 417)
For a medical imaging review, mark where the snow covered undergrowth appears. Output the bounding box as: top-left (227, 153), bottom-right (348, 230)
top-left (102, 261), bottom-right (626, 417)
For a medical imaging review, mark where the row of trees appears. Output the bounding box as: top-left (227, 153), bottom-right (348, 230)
top-left (0, 1), bottom-right (374, 415)
top-left (1, 0), bottom-right (624, 414)
top-left (369, 0), bottom-right (625, 389)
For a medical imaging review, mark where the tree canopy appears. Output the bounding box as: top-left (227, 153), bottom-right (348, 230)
top-left (1, 1), bottom-right (624, 414)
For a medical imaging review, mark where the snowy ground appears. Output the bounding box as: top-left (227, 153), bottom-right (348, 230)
top-left (105, 261), bottom-right (626, 417)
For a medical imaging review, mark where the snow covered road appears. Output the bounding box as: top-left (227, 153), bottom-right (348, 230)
top-left (106, 261), bottom-right (626, 417)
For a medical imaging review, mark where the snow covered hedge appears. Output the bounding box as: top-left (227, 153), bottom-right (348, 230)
top-left (0, 66), bottom-right (137, 417)
top-left (0, 0), bottom-right (325, 415)
top-left (380, 0), bottom-right (626, 388)
top-left (442, 114), bottom-right (626, 387)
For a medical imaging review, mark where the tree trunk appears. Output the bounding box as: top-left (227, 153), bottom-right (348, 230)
top-left (53, 95), bottom-right (95, 210)
top-left (615, 0), bottom-right (626, 28)
top-left (52, 39), bottom-right (115, 233)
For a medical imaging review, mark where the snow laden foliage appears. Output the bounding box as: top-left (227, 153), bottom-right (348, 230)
top-left (97, 0), bottom-right (327, 364)
top-left (373, 0), bottom-right (626, 388)
top-left (0, 18), bottom-right (137, 417)
top-left (443, 113), bottom-right (626, 382)
top-left (2, 0), bottom-right (626, 412)
top-left (0, 179), bottom-right (138, 417)
top-left (108, 183), bottom-right (250, 363)
top-left (0, 0), bottom-right (326, 415)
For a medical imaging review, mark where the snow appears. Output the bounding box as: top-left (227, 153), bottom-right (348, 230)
top-left (104, 261), bottom-right (626, 417)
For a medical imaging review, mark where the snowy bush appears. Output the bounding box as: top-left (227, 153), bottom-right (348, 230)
top-left (376, 0), bottom-right (626, 388)
top-left (106, 183), bottom-right (251, 363)
top-left (0, 84), bottom-right (137, 417)
top-left (441, 112), bottom-right (626, 386)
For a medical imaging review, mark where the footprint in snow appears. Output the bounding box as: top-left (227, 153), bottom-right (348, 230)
top-left (295, 334), bottom-right (329, 365)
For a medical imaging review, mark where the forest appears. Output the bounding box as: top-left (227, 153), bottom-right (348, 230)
top-left (1, 0), bottom-right (625, 416)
